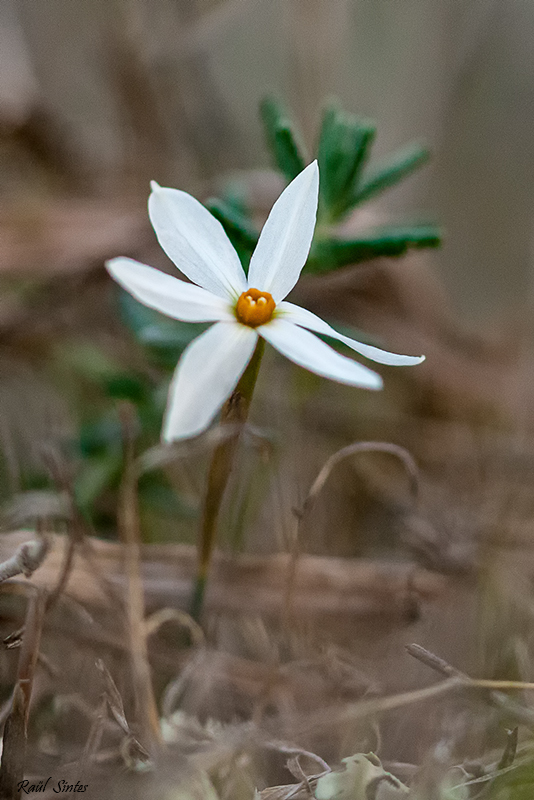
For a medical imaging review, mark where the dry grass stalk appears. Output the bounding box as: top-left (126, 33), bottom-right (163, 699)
top-left (0, 588), bottom-right (45, 800)
top-left (95, 659), bottom-right (151, 770)
top-left (290, 677), bottom-right (462, 738)
top-left (41, 451), bottom-right (92, 615)
top-left (284, 441), bottom-right (420, 620)
top-left (118, 406), bottom-right (161, 750)
top-left (406, 643), bottom-right (534, 730)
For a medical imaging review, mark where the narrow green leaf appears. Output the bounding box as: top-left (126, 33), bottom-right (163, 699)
top-left (205, 198), bottom-right (258, 252)
top-left (260, 96), bottom-right (306, 181)
top-left (317, 103), bottom-right (346, 213)
top-left (103, 374), bottom-right (147, 403)
top-left (330, 117), bottom-right (376, 220)
top-left (306, 224), bottom-right (441, 273)
top-left (350, 142), bottom-right (430, 207)
top-left (74, 450), bottom-right (123, 511)
top-left (317, 103), bottom-right (377, 221)
top-left (138, 322), bottom-right (207, 351)
top-left (340, 120), bottom-right (376, 194)
top-left (484, 757), bottom-right (534, 800)
top-left (79, 417), bottom-right (123, 457)
top-left (218, 180), bottom-right (250, 219)
top-left (138, 476), bottom-right (197, 520)
top-left (497, 728), bottom-right (519, 771)
top-left (118, 289), bottom-right (203, 365)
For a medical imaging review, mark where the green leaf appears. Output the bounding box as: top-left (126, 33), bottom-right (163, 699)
top-left (306, 224), bottom-right (441, 273)
top-left (484, 757), bottom-right (534, 800)
top-left (103, 374), bottom-right (147, 403)
top-left (54, 340), bottom-right (122, 383)
top-left (260, 96), bottom-right (306, 181)
top-left (74, 450), bottom-right (123, 511)
top-left (317, 102), bottom-right (376, 221)
top-left (205, 197), bottom-right (258, 271)
top-left (79, 417), bottom-right (123, 457)
top-left (350, 142), bottom-right (430, 207)
top-left (317, 103), bottom-right (346, 213)
top-left (138, 477), bottom-right (197, 520)
top-left (118, 289), bottom-right (204, 366)
top-left (333, 119), bottom-right (376, 218)
top-left (497, 727), bottom-right (518, 770)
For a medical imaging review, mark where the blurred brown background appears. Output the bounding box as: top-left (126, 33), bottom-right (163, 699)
top-left (3, 0), bottom-right (534, 320)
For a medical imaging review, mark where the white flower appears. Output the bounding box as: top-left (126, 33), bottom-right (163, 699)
top-left (106, 161), bottom-right (424, 442)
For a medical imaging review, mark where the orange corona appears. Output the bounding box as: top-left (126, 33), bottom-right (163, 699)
top-left (235, 288), bottom-right (276, 327)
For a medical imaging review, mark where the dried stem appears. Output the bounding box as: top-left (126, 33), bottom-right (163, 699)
top-left (285, 442), bottom-right (419, 619)
top-left (191, 338), bottom-right (264, 621)
top-left (406, 643), bottom-right (534, 729)
top-left (293, 677), bottom-right (462, 737)
top-left (43, 449), bottom-right (126, 613)
top-left (0, 589), bottom-right (45, 800)
top-left (405, 643), bottom-right (463, 679)
top-left (118, 406), bottom-right (161, 750)
top-left (41, 452), bottom-right (85, 614)
top-left (302, 441), bottom-right (419, 516)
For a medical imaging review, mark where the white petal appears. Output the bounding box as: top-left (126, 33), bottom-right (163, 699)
top-left (106, 258), bottom-right (233, 322)
top-left (247, 161), bottom-right (319, 302)
top-left (259, 319), bottom-right (382, 389)
top-left (277, 302), bottom-right (425, 366)
top-left (148, 182), bottom-right (247, 300)
top-left (163, 322), bottom-right (258, 441)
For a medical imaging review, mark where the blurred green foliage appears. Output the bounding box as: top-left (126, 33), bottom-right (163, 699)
top-left (209, 96), bottom-right (440, 273)
top-left (485, 756), bottom-right (534, 800)
top-left (44, 296), bottom-right (201, 539)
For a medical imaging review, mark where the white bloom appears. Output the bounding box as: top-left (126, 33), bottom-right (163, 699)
top-left (106, 161), bottom-right (424, 441)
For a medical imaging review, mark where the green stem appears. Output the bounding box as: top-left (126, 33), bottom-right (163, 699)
top-left (190, 338), bottom-right (265, 621)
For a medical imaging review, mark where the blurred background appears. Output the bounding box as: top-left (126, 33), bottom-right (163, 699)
top-left (3, 0), bottom-right (534, 317)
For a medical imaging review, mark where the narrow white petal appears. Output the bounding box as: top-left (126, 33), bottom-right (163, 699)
top-left (247, 161), bottom-right (319, 302)
top-left (277, 302), bottom-right (425, 366)
top-left (106, 258), bottom-right (233, 322)
top-left (259, 319), bottom-right (383, 389)
top-left (163, 322), bottom-right (258, 441)
top-left (148, 183), bottom-right (247, 300)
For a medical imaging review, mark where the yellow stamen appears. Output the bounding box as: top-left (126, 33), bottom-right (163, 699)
top-left (235, 288), bottom-right (275, 327)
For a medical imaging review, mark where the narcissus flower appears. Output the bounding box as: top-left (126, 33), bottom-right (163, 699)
top-left (107, 161), bottom-right (424, 442)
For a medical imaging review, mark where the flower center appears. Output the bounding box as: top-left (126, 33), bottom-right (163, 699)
top-left (235, 288), bottom-right (275, 327)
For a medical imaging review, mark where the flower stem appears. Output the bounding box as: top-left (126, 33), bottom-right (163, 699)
top-left (190, 337), bottom-right (265, 621)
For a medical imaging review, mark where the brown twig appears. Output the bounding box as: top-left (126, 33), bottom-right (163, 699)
top-left (44, 450), bottom-right (128, 620)
top-left (285, 442), bottom-right (420, 619)
top-left (406, 643), bottom-right (534, 730)
top-left (291, 678), bottom-right (462, 738)
top-left (405, 643), bottom-right (464, 679)
top-left (0, 588), bottom-right (45, 800)
top-left (41, 450), bottom-right (87, 614)
top-left (302, 442), bottom-right (419, 516)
